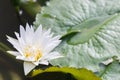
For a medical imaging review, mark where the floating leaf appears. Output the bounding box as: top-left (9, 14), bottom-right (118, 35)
top-left (34, 0), bottom-right (120, 72)
top-left (98, 61), bottom-right (120, 80)
top-left (31, 67), bottom-right (101, 80)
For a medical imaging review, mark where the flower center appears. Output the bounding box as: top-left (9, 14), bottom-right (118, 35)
top-left (24, 45), bottom-right (42, 61)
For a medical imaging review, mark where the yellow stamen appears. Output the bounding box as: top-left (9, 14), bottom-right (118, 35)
top-left (24, 46), bottom-right (42, 61)
top-left (34, 50), bottom-right (42, 61)
top-left (24, 52), bottom-right (31, 58)
top-left (24, 46), bottom-right (31, 58)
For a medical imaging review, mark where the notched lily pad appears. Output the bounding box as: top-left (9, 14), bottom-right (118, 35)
top-left (34, 0), bottom-right (120, 74)
top-left (68, 14), bottom-right (117, 44)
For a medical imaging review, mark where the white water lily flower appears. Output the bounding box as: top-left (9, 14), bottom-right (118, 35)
top-left (7, 24), bottom-right (63, 75)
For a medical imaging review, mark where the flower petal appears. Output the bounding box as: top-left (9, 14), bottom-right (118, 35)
top-left (7, 51), bottom-right (20, 56)
top-left (33, 25), bottom-right (43, 44)
top-left (7, 35), bottom-right (23, 54)
top-left (42, 52), bottom-right (63, 61)
top-left (20, 25), bottom-right (25, 41)
top-left (32, 60), bottom-right (49, 65)
top-left (14, 32), bottom-right (25, 48)
top-left (43, 40), bottom-right (61, 53)
top-left (39, 60), bottom-right (49, 65)
top-left (25, 23), bottom-right (34, 44)
top-left (23, 61), bottom-right (36, 75)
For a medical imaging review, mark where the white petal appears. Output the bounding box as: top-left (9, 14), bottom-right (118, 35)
top-left (32, 60), bottom-right (49, 65)
top-left (32, 61), bottom-right (39, 65)
top-left (33, 25), bottom-right (43, 43)
top-left (20, 25), bottom-right (25, 40)
top-left (43, 28), bottom-right (51, 37)
top-left (15, 32), bottom-right (25, 47)
top-left (42, 52), bottom-right (63, 60)
top-left (39, 60), bottom-right (49, 65)
top-left (7, 35), bottom-right (23, 54)
top-left (16, 56), bottom-right (34, 62)
top-left (7, 51), bottom-right (20, 56)
top-left (43, 40), bottom-right (61, 53)
top-left (7, 35), bottom-right (19, 46)
top-left (26, 23), bottom-right (31, 32)
top-left (23, 61), bottom-right (36, 75)
top-left (52, 35), bottom-right (61, 41)
top-left (14, 32), bottom-right (20, 39)
top-left (25, 24), bottom-right (34, 44)
top-left (35, 25), bottom-right (42, 34)
top-left (43, 35), bottom-right (61, 52)
top-left (16, 55), bottom-right (25, 60)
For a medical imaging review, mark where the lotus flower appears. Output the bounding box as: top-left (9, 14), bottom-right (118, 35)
top-left (7, 24), bottom-right (63, 75)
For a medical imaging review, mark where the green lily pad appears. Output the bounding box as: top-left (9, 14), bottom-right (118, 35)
top-left (98, 61), bottom-right (120, 80)
top-left (34, 0), bottom-right (120, 72)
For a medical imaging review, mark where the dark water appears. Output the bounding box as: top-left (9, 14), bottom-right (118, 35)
top-left (0, 0), bottom-right (32, 80)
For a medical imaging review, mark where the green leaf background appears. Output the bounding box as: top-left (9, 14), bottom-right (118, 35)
top-left (34, 0), bottom-right (120, 80)
top-left (100, 61), bottom-right (120, 80)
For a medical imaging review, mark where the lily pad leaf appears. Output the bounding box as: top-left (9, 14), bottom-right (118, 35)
top-left (34, 0), bottom-right (120, 72)
top-left (31, 67), bottom-right (101, 80)
top-left (68, 14), bottom-right (117, 44)
top-left (99, 61), bottom-right (120, 80)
